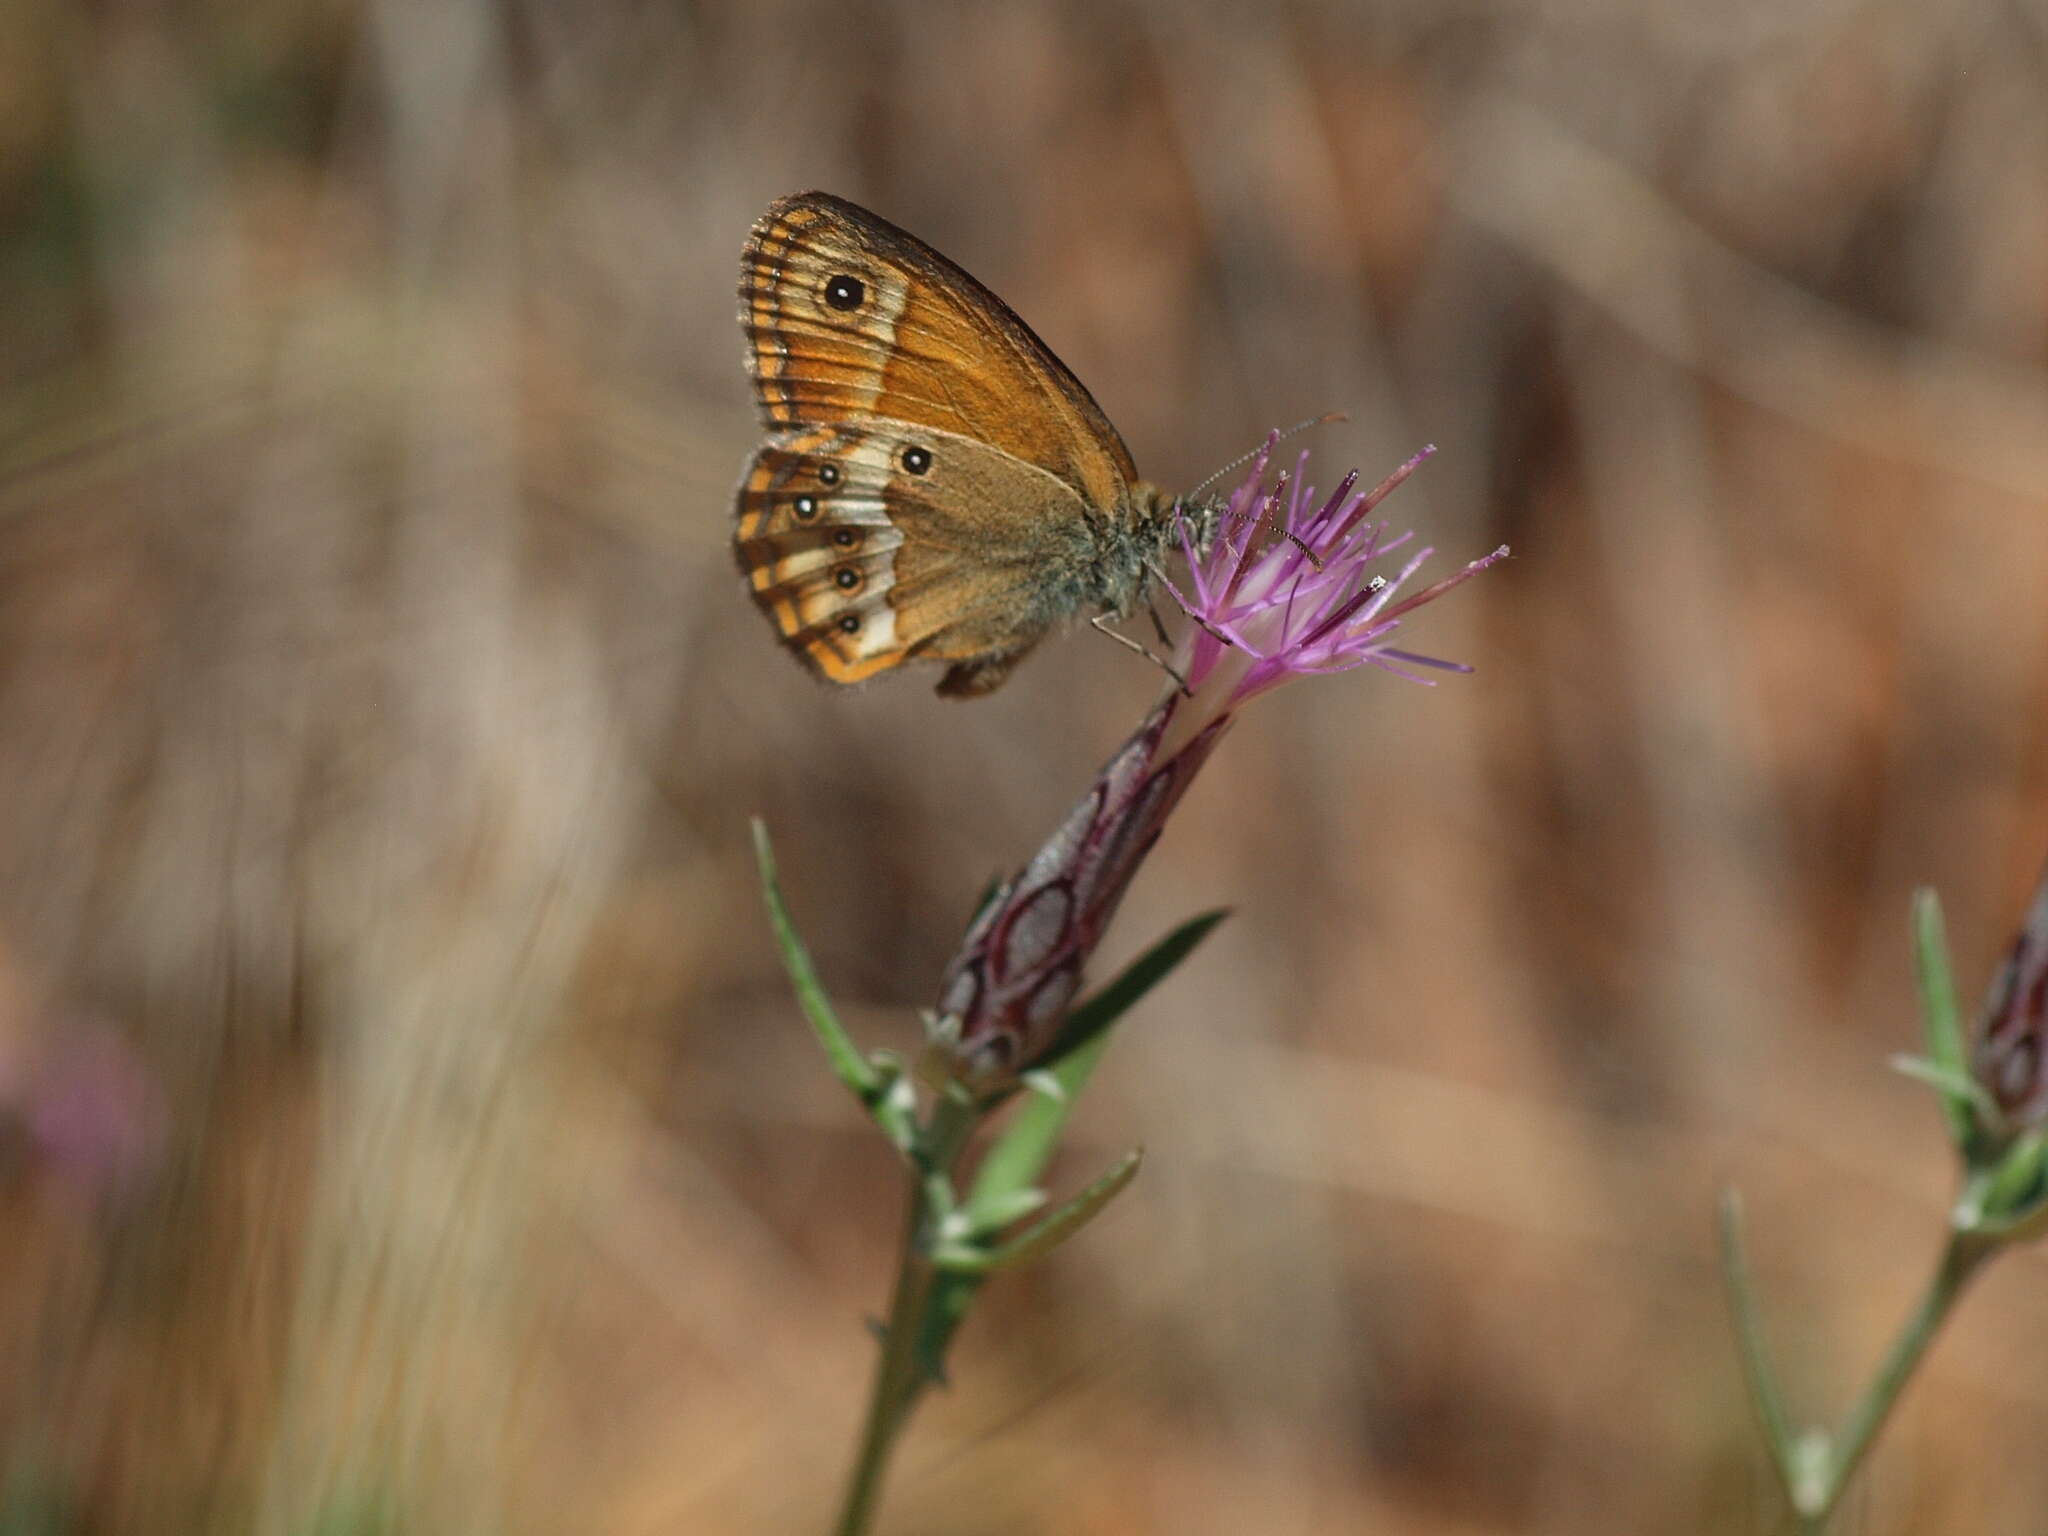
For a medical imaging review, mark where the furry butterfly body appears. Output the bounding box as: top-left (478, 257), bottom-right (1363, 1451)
top-left (735, 192), bottom-right (1197, 697)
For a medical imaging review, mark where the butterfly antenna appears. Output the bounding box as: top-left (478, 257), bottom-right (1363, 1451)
top-left (1181, 411), bottom-right (1348, 505)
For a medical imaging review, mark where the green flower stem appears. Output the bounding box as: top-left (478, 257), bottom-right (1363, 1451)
top-left (1790, 1228), bottom-right (1997, 1532)
top-left (1723, 1192), bottom-right (2005, 1533)
top-left (756, 815), bottom-right (1217, 1532)
top-left (832, 1096), bottom-right (981, 1536)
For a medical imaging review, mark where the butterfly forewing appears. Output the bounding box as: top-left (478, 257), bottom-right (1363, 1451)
top-left (742, 193), bottom-right (1141, 512)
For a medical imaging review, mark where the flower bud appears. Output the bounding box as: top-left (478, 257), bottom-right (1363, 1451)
top-left (933, 704), bottom-right (1229, 1086)
top-left (1974, 861), bottom-right (2048, 1129)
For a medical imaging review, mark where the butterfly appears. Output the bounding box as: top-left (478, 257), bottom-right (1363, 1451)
top-left (734, 191), bottom-right (1207, 697)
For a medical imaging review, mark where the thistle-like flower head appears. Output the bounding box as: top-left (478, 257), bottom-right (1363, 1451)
top-left (1159, 436), bottom-right (1508, 749)
top-left (931, 441), bottom-right (1506, 1087)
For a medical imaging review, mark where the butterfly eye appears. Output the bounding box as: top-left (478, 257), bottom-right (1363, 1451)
top-left (817, 463), bottom-right (841, 486)
top-left (823, 274), bottom-right (865, 311)
top-left (793, 495), bottom-right (819, 521)
top-left (901, 446), bottom-right (932, 475)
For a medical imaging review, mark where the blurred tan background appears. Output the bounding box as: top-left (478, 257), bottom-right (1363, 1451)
top-left (4, 1), bottom-right (2048, 1532)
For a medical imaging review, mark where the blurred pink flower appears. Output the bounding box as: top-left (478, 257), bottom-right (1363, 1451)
top-left (2, 1018), bottom-right (167, 1198)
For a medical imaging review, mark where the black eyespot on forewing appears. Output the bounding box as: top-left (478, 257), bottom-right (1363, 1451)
top-left (817, 462), bottom-right (841, 486)
top-left (901, 445), bottom-right (931, 476)
top-left (824, 275), bottom-right (865, 311)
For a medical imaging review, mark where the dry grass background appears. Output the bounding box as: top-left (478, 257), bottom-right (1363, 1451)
top-left (3, 1), bottom-right (2048, 1531)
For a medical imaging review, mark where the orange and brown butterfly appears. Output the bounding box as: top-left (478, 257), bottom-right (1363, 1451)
top-left (734, 191), bottom-right (1212, 697)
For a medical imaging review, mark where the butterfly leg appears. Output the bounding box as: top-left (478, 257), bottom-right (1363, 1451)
top-left (1147, 598), bottom-right (1174, 650)
top-left (1144, 561), bottom-right (1237, 651)
top-left (1089, 613), bottom-right (1192, 697)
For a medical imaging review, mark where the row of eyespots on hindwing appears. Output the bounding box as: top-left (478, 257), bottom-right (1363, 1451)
top-left (737, 430), bottom-right (940, 545)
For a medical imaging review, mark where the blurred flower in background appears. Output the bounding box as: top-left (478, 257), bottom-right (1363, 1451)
top-left (9, 1024), bottom-right (167, 1200)
top-left (0, 955), bottom-right (165, 1201)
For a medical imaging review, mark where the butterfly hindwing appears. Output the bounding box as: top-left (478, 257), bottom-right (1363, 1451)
top-left (736, 427), bottom-right (904, 684)
top-left (736, 424), bottom-right (1088, 687)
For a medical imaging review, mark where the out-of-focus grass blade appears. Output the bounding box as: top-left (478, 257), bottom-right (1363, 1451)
top-left (1716, 1190), bottom-right (1805, 1506)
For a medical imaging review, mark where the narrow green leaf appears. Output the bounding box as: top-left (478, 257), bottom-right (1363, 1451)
top-left (1888, 1055), bottom-right (1998, 1123)
top-left (1716, 1190), bottom-right (1805, 1505)
top-left (1912, 888), bottom-right (1973, 1148)
top-left (967, 911), bottom-right (1224, 1209)
top-left (971, 1025), bottom-right (1116, 1218)
top-left (961, 1187), bottom-right (1049, 1236)
top-left (980, 1148), bottom-right (1143, 1270)
top-left (908, 913), bottom-right (1223, 1385)
top-left (751, 818), bottom-right (881, 1102)
top-left (1028, 910), bottom-right (1230, 1079)
top-left (1970, 1192), bottom-right (2048, 1243)
top-left (1974, 1134), bottom-right (2048, 1230)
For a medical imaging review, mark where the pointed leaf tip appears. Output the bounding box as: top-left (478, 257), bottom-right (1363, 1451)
top-left (1889, 1054), bottom-right (1998, 1126)
top-left (1717, 1188), bottom-right (1803, 1501)
top-left (982, 1147), bottom-right (1144, 1270)
top-left (969, 910), bottom-right (1225, 1216)
top-left (1031, 908), bottom-right (1231, 1075)
top-left (1911, 887), bottom-right (1974, 1150)
top-left (750, 818), bottom-right (882, 1102)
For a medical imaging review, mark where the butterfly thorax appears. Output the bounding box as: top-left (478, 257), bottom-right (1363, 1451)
top-left (1089, 482), bottom-right (1223, 607)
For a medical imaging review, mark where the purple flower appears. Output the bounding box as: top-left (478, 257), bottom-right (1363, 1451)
top-left (931, 441), bottom-right (1506, 1087)
top-left (1975, 858), bottom-right (2048, 1129)
top-left (1157, 435), bottom-right (1509, 752)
